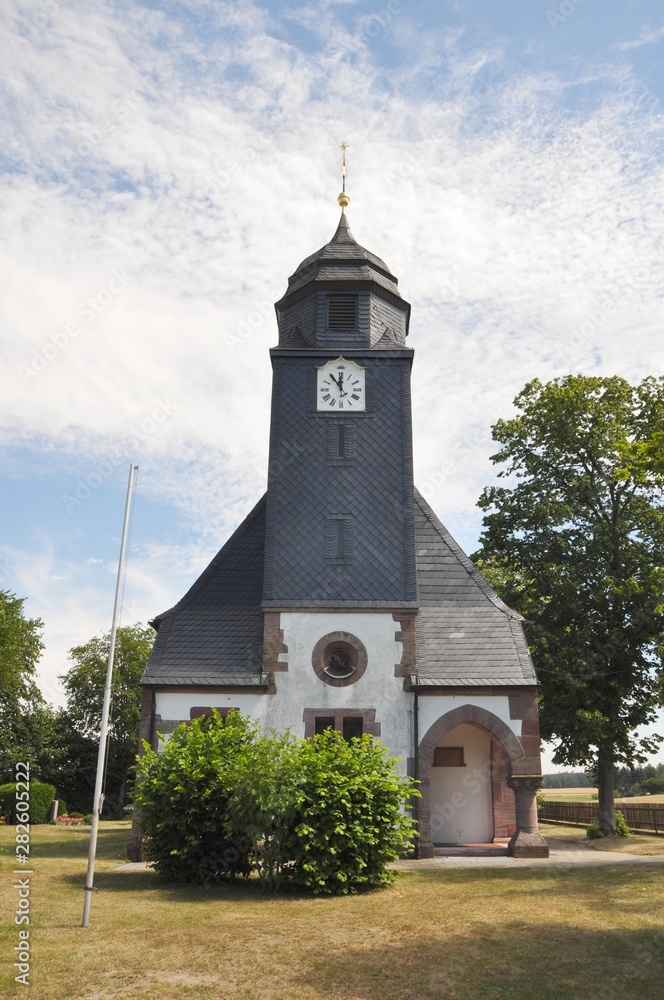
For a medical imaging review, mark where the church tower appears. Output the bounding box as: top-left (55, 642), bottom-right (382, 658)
top-left (134, 165), bottom-right (549, 860)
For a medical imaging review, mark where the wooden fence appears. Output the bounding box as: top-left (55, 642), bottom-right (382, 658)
top-left (539, 800), bottom-right (664, 835)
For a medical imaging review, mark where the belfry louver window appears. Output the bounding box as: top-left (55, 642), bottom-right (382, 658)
top-left (327, 294), bottom-right (358, 330)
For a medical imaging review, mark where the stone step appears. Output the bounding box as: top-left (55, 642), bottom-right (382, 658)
top-left (433, 843), bottom-right (511, 858)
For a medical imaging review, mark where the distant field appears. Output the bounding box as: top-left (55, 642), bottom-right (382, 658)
top-left (541, 787), bottom-right (664, 805)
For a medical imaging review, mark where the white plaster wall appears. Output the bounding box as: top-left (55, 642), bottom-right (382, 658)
top-left (268, 612), bottom-right (413, 774)
top-left (428, 724), bottom-right (493, 844)
top-left (417, 694), bottom-right (519, 742)
top-left (155, 691), bottom-right (268, 724)
top-left (151, 612), bottom-right (413, 775)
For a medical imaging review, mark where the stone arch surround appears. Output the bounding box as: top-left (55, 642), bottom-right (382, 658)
top-left (417, 703), bottom-right (527, 853)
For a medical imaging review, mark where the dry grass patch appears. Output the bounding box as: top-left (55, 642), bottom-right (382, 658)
top-left (2, 822), bottom-right (664, 999)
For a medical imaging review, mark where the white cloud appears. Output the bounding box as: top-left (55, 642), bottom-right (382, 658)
top-left (616, 24), bottom-right (664, 51)
top-left (1, 2), bottom-right (663, 763)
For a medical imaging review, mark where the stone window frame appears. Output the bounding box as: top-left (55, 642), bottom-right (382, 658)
top-left (311, 631), bottom-right (368, 687)
top-left (303, 708), bottom-right (381, 739)
top-left (433, 746), bottom-right (465, 767)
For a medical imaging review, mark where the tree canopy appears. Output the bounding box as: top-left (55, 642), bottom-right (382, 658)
top-left (472, 375), bottom-right (664, 835)
top-left (0, 590), bottom-right (45, 783)
top-left (59, 623), bottom-right (154, 813)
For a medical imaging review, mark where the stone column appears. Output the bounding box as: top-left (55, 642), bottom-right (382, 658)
top-left (507, 775), bottom-right (549, 858)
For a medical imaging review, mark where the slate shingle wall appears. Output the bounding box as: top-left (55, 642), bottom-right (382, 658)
top-left (263, 353), bottom-right (417, 603)
top-left (141, 496), bottom-right (267, 684)
top-left (413, 490), bottom-right (537, 686)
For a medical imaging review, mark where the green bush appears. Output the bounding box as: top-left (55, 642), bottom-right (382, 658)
top-left (283, 729), bottom-right (416, 895)
top-left (56, 799), bottom-right (67, 817)
top-left (135, 712), bottom-right (417, 894)
top-left (134, 710), bottom-right (254, 883)
top-left (615, 810), bottom-right (630, 837)
top-left (224, 729), bottom-right (303, 892)
top-left (586, 813), bottom-right (630, 839)
top-left (0, 781), bottom-right (56, 824)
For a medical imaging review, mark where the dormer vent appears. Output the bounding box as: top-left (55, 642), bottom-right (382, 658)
top-left (328, 294), bottom-right (358, 330)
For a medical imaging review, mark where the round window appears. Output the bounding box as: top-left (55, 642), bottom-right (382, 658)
top-left (324, 644), bottom-right (356, 679)
top-left (312, 631), bottom-right (368, 687)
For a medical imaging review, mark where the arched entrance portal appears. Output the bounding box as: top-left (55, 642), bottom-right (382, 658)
top-left (428, 723), bottom-right (494, 844)
top-left (417, 703), bottom-right (547, 856)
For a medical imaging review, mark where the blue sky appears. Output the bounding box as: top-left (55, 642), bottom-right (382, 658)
top-left (1, 0), bottom-right (663, 770)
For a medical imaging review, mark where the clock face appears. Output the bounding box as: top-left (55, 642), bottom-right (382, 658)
top-left (316, 357), bottom-right (366, 412)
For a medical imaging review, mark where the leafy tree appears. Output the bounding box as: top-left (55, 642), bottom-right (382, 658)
top-left (473, 375), bottom-right (664, 835)
top-left (0, 591), bottom-right (45, 783)
top-left (60, 624), bottom-right (154, 814)
top-left (542, 772), bottom-right (591, 789)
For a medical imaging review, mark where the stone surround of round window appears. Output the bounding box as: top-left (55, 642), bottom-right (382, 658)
top-left (311, 632), bottom-right (368, 687)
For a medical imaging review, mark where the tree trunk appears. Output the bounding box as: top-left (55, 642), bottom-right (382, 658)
top-left (597, 747), bottom-right (616, 836)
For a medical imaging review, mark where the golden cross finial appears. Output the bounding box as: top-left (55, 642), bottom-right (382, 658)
top-left (338, 140), bottom-right (350, 211)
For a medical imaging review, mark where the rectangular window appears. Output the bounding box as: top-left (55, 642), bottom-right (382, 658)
top-left (304, 709), bottom-right (380, 738)
top-left (342, 717), bottom-right (363, 741)
top-left (327, 295), bottom-right (358, 330)
top-left (338, 424), bottom-right (346, 458)
top-left (433, 746), bottom-right (465, 767)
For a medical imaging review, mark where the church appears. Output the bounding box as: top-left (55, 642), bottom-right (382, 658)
top-left (130, 178), bottom-right (549, 860)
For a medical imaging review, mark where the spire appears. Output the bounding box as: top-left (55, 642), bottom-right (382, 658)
top-left (337, 140), bottom-right (350, 212)
top-left (330, 208), bottom-right (355, 244)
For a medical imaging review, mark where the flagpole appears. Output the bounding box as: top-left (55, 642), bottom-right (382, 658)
top-left (82, 463), bottom-right (139, 928)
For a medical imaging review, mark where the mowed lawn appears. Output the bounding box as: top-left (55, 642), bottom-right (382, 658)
top-left (2, 823), bottom-right (664, 1000)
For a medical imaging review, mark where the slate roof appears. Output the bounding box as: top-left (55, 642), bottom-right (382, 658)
top-left (413, 490), bottom-right (537, 687)
top-left (280, 212), bottom-right (403, 301)
top-left (141, 488), bottom-right (536, 689)
top-left (141, 496), bottom-right (267, 687)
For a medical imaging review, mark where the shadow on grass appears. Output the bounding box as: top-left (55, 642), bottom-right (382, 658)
top-left (54, 862), bottom-right (664, 914)
top-left (59, 868), bottom-right (332, 905)
top-left (295, 925), bottom-right (664, 1000)
top-left (23, 832), bottom-right (128, 860)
